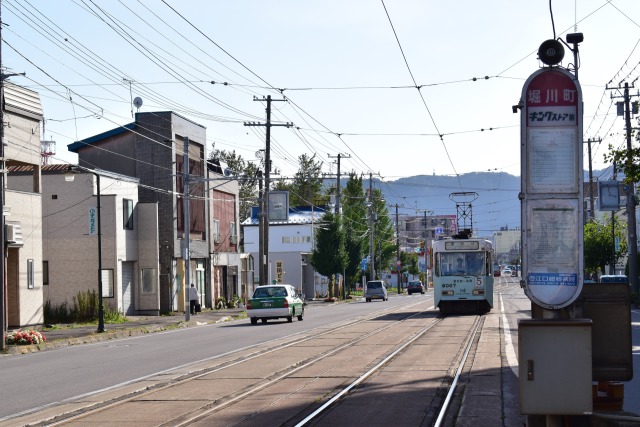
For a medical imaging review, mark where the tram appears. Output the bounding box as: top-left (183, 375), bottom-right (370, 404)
top-left (432, 231), bottom-right (494, 314)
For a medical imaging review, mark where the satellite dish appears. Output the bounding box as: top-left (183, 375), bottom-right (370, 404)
top-left (538, 39), bottom-right (564, 66)
top-left (133, 97), bottom-right (143, 110)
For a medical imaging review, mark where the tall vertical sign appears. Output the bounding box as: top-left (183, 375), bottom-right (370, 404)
top-left (520, 67), bottom-right (583, 309)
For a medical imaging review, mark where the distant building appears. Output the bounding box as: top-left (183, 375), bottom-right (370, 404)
top-left (400, 214), bottom-right (457, 250)
top-left (493, 227), bottom-right (521, 262)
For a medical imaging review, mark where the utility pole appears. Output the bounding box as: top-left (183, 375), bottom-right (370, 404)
top-left (584, 137), bottom-right (601, 221)
top-left (244, 96), bottom-right (292, 286)
top-left (328, 153), bottom-right (350, 215)
top-left (396, 204), bottom-right (401, 294)
top-left (623, 82), bottom-right (638, 294)
top-left (608, 82), bottom-right (639, 294)
top-left (368, 173), bottom-right (375, 281)
top-left (182, 137), bottom-right (191, 322)
top-left (257, 171), bottom-right (264, 286)
top-left (0, 0), bottom-right (5, 351)
top-left (611, 161), bottom-right (617, 275)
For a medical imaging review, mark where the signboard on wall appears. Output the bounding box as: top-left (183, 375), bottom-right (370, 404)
top-left (268, 191), bottom-right (289, 221)
top-left (275, 260), bottom-right (284, 283)
top-left (520, 67), bottom-right (584, 309)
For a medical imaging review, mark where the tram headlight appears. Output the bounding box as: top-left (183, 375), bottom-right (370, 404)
top-left (442, 290), bottom-right (454, 296)
top-left (472, 290), bottom-right (484, 296)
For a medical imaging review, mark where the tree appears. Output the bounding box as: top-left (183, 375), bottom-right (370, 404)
top-left (209, 148), bottom-right (260, 222)
top-left (309, 212), bottom-right (347, 298)
top-left (341, 173), bottom-right (368, 291)
top-left (371, 188), bottom-right (395, 280)
top-left (406, 252), bottom-right (420, 277)
top-left (584, 216), bottom-right (627, 276)
top-left (604, 132), bottom-right (640, 185)
top-left (290, 153), bottom-right (328, 206)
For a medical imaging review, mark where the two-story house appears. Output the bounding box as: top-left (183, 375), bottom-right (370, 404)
top-left (10, 165), bottom-right (161, 316)
top-left (2, 82), bottom-right (44, 328)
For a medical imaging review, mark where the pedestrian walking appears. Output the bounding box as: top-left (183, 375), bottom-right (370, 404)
top-left (189, 284), bottom-right (200, 315)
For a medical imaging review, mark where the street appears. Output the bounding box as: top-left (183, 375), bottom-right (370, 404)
top-left (1, 281), bottom-right (638, 426)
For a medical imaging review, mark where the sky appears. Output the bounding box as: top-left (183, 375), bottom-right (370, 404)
top-left (3, 0), bottom-right (640, 188)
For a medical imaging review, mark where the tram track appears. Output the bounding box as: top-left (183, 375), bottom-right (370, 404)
top-left (19, 299), bottom-right (434, 427)
top-left (15, 299), bottom-right (493, 427)
top-left (291, 314), bottom-right (484, 427)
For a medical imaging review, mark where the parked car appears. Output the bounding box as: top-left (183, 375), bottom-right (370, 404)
top-left (407, 280), bottom-right (425, 295)
top-left (599, 275), bottom-right (628, 284)
top-left (365, 280), bottom-right (388, 302)
top-left (246, 284), bottom-right (304, 325)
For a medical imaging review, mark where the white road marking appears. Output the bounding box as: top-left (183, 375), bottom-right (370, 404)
top-left (500, 293), bottom-right (519, 377)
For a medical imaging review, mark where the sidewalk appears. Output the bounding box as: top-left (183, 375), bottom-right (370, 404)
top-left (2, 307), bottom-right (247, 356)
top-left (3, 299), bottom-right (335, 356)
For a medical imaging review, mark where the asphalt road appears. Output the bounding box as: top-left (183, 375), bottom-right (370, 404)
top-left (2, 281), bottom-right (638, 422)
top-left (0, 295), bottom-right (415, 421)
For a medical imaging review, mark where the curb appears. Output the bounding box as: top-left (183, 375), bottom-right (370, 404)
top-left (2, 311), bottom-right (245, 357)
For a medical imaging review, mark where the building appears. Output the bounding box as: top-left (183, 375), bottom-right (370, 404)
top-left (2, 83), bottom-right (44, 328)
top-left (242, 206), bottom-right (327, 299)
top-left (400, 214), bottom-right (457, 249)
top-left (207, 160), bottom-right (247, 304)
top-left (68, 111), bottom-right (244, 313)
top-left (10, 165), bottom-right (161, 316)
top-left (493, 227), bottom-right (521, 263)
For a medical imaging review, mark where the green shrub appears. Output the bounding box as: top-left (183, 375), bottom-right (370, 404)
top-left (228, 294), bottom-right (243, 308)
top-left (44, 299), bottom-right (71, 324)
top-left (72, 289), bottom-right (99, 322)
top-left (103, 305), bottom-right (127, 324)
top-left (44, 290), bottom-right (128, 325)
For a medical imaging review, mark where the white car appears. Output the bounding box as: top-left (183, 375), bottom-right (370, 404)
top-left (502, 268), bottom-right (512, 276)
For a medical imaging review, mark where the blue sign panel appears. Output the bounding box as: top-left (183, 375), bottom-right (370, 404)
top-left (361, 258), bottom-right (368, 271)
top-left (527, 273), bottom-right (577, 287)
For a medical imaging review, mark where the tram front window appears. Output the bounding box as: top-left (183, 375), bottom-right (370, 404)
top-left (439, 253), bottom-right (486, 276)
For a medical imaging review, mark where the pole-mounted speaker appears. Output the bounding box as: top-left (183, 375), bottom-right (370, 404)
top-left (538, 39), bottom-right (564, 66)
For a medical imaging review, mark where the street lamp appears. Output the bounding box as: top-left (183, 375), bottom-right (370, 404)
top-left (65, 166), bottom-right (105, 333)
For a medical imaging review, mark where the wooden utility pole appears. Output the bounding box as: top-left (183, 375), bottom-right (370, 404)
top-left (584, 137), bottom-right (601, 220)
top-left (368, 173), bottom-right (375, 281)
top-left (607, 82), bottom-right (639, 294)
top-left (328, 153), bottom-right (350, 215)
top-left (244, 96), bottom-right (291, 286)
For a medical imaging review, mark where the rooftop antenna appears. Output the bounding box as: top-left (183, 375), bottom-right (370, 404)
top-left (133, 97), bottom-right (143, 114)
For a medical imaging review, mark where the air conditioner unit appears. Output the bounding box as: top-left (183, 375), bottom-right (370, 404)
top-left (230, 235), bottom-right (238, 244)
top-left (213, 233), bottom-right (221, 244)
top-left (5, 222), bottom-right (23, 246)
top-left (5, 224), bottom-right (16, 243)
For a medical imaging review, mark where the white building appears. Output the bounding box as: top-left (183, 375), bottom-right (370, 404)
top-left (242, 206), bottom-right (327, 299)
top-left (493, 227), bottom-right (521, 261)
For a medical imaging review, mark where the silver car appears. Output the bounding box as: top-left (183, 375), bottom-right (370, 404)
top-left (365, 280), bottom-right (388, 302)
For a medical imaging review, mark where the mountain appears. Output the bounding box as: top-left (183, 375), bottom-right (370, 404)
top-left (370, 168), bottom-right (611, 238)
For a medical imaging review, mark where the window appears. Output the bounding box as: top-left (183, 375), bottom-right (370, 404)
top-left (27, 259), bottom-right (34, 289)
top-left (213, 219), bottom-right (220, 243)
top-left (43, 261), bottom-right (49, 286)
top-left (141, 268), bottom-right (156, 293)
top-left (101, 269), bottom-right (114, 298)
top-left (230, 222), bottom-right (237, 244)
top-left (123, 199), bottom-right (134, 230)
